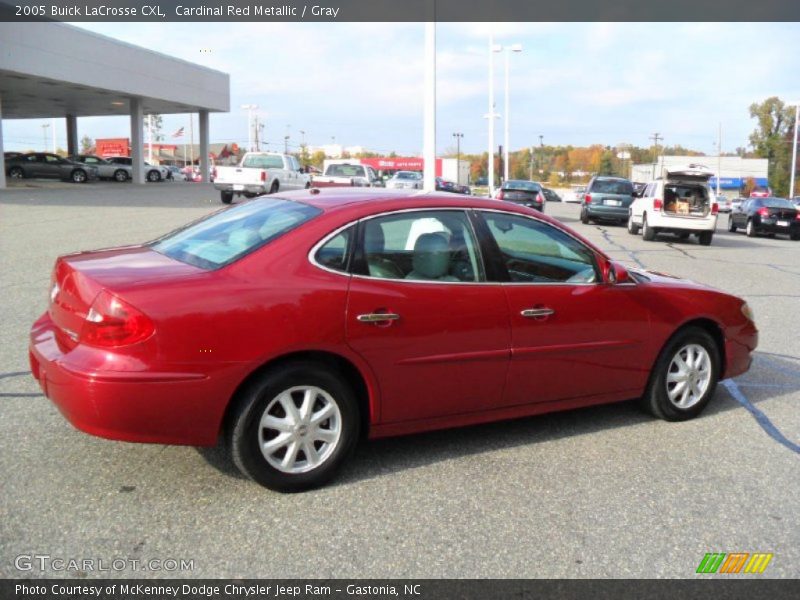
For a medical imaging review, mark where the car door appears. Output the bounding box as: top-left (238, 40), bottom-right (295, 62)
top-left (345, 209), bottom-right (511, 423)
top-left (475, 210), bottom-right (652, 406)
top-left (26, 154), bottom-right (47, 177)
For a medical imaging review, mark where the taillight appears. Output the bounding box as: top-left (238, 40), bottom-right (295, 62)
top-left (795, 212), bottom-right (800, 220)
top-left (653, 198), bottom-right (663, 210)
top-left (711, 202), bottom-right (719, 215)
top-left (757, 207), bottom-right (769, 217)
top-left (80, 290), bottom-right (154, 348)
top-left (261, 171), bottom-right (266, 182)
top-left (537, 192), bottom-right (545, 203)
top-left (212, 167), bottom-right (217, 179)
top-left (584, 194), bottom-right (591, 204)
top-left (496, 189), bottom-right (505, 200)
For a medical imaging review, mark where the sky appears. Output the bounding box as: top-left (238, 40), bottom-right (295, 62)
top-left (4, 22), bottom-right (800, 157)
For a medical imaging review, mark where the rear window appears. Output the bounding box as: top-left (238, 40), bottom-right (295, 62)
top-left (590, 179), bottom-right (633, 195)
top-left (761, 198), bottom-right (794, 208)
top-left (326, 164), bottom-right (365, 177)
top-left (502, 181), bottom-right (541, 192)
top-left (396, 171), bottom-right (421, 180)
top-left (151, 198), bottom-right (321, 269)
top-left (242, 154), bottom-right (284, 169)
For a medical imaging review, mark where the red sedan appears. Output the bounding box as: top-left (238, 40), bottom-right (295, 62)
top-left (29, 189), bottom-right (758, 491)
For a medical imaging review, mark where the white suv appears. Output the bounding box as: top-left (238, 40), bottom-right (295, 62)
top-left (628, 164), bottom-right (719, 246)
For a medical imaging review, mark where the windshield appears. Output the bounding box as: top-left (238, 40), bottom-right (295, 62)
top-left (396, 171), bottom-right (421, 180)
top-left (502, 181), bottom-right (541, 192)
top-left (591, 179), bottom-right (633, 195)
top-left (151, 198), bottom-right (321, 269)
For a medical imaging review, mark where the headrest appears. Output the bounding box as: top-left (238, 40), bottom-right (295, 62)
top-left (364, 223), bottom-right (385, 254)
top-left (412, 232), bottom-right (450, 279)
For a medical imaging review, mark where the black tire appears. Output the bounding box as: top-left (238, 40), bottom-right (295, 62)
top-left (728, 217), bottom-right (737, 233)
top-left (791, 232), bottom-right (800, 241)
top-left (627, 215), bottom-right (640, 235)
top-left (746, 219), bottom-right (756, 238)
top-left (220, 190), bottom-right (234, 204)
top-left (580, 209), bottom-right (590, 224)
top-left (113, 169), bottom-right (128, 182)
top-left (147, 170), bottom-right (160, 182)
top-left (8, 166), bottom-right (24, 179)
top-left (642, 214), bottom-right (656, 241)
top-left (269, 180), bottom-right (279, 194)
top-left (228, 361), bottom-right (360, 492)
top-left (71, 169), bottom-right (87, 183)
top-left (698, 231), bottom-right (713, 246)
top-left (641, 326), bottom-right (720, 421)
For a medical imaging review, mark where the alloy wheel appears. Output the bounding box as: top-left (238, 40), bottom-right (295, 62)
top-left (257, 385), bottom-right (342, 474)
top-left (665, 343), bottom-right (712, 409)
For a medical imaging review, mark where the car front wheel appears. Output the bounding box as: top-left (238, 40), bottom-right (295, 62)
top-left (728, 217), bottom-right (737, 232)
top-left (71, 169), bottom-right (87, 183)
top-left (8, 166), bottom-right (24, 179)
top-left (114, 169), bottom-right (129, 182)
top-left (147, 170), bottom-right (160, 182)
top-left (228, 361), bottom-right (360, 492)
top-left (642, 327), bottom-right (720, 421)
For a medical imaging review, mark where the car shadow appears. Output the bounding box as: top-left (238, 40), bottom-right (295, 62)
top-left (195, 352), bottom-right (800, 487)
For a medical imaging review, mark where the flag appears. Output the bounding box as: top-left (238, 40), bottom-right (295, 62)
top-left (172, 127), bottom-right (185, 138)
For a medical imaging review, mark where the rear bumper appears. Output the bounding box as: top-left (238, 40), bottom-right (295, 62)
top-left (585, 204), bottom-right (628, 220)
top-left (29, 312), bottom-right (238, 446)
top-left (646, 212), bottom-right (717, 231)
top-left (754, 219), bottom-right (800, 235)
top-left (214, 183), bottom-right (267, 195)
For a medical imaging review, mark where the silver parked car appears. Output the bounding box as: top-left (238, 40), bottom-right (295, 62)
top-left (70, 155), bottom-right (132, 182)
top-left (386, 170), bottom-right (423, 190)
top-left (106, 156), bottom-right (168, 182)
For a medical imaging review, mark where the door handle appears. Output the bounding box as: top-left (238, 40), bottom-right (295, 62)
top-left (357, 312), bottom-right (401, 323)
top-left (521, 307), bottom-right (555, 318)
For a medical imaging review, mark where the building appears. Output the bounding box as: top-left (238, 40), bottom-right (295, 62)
top-left (0, 22), bottom-right (230, 187)
top-left (307, 144), bottom-right (369, 159)
top-left (630, 156), bottom-right (769, 195)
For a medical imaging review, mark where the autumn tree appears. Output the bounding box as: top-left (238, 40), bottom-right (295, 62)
top-left (80, 135), bottom-right (94, 154)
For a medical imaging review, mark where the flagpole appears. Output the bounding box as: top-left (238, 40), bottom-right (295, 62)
top-left (189, 113), bottom-right (195, 168)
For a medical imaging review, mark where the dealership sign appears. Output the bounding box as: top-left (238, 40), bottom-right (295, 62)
top-left (360, 157), bottom-right (443, 176)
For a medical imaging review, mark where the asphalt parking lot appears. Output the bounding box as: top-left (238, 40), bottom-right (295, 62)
top-left (1, 184), bottom-right (798, 579)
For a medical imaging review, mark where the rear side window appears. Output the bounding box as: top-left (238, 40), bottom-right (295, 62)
top-left (327, 164), bottom-right (366, 177)
top-left (315, 228), bottom-right (354, 272)
top-left (152, 198), bottom-right (321, 269)
top-left (590, 179), bottom-right (633, 195)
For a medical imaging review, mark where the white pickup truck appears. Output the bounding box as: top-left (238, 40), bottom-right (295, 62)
top-left (213, 152), bottom-right (311, 204)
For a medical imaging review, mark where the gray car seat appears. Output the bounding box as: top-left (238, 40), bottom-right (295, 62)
top-left (364, 223), bottom-right (403, 279)
top-left (405, 232), bottom-right (458, 282)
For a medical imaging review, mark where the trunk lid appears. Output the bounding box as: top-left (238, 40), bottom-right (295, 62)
top-left (48, 246), bottom-right (202, 348)
top-left (664, 163), bottom-right (714, 183)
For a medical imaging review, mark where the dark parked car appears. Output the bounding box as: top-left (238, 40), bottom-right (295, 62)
top-left (474, 176), bottom-right (488, 186)
top-left (542, 188), bottom-right (562, 203)
top-left (5, 153), bottom-right (98, 183)
top-left (580, 176), bottom-right (635, 225)
top-left (495, 180), bottom-right (545, 212)
top-left (728, 197), bottom-right (799, 240)
top-left (435, 177), bottom-right (456, 193)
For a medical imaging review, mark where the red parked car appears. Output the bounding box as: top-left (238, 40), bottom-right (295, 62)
top-left (29, 189), bottom-right (758, 491)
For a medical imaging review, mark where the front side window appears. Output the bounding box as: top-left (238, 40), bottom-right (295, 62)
top-left (480, 212), bottom-right (598, 284)
top-left (152, 198), bottom-right (321, 269)
top-left (358, 211), bottom-right (483, 282)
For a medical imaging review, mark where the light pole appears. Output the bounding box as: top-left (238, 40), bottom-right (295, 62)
top-left (423, 21), bottom-right (436, 192)
top-left (501, 43), bottom-right (522, 182)
top-left (452, 132), bottom-right (463, 184)
top-left (240, 104), bottom-right (258, 151)
top-left (791, 103), bottom-right (799, 198)
top-left (41, 122), bottom-right (50, 152)
top-left (485, 35), bottom-right (501, 196)
top-left (284, 135), bottom-right (290, 154)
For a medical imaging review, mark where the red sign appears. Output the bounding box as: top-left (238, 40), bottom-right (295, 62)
top-left (96, 138), bottom-right (130, 158)
top-left (360, 157), bottom-right (443, 176)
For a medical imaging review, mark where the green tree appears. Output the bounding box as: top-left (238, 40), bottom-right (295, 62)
top-left (310, 150), bottom-right (326, 169)
top-left (748, 97), bottom-right (793, 196)
top-left (80, 135), bottom-right (94, 154)
top-left (598, 150), bottom-right (615, 175)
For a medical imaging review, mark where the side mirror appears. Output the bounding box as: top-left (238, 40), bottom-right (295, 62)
top-left (600, 258), bottom-right (631, 284)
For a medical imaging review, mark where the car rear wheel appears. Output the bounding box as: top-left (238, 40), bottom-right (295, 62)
top-left (269, 181), bottom-right (279, 194)
top-left (147, 170), bottom-right (160, 182)
top-left (642, 326), bottom-right (720, 421)
top-left (580, 209), bottom-right (590, 224)
top-left (698, 231), bottom-right (713, 246)
top-left (228, 361), bottom-right (360, 492)
top-left (642, 214), bottom-right (656, 241)
top-left (8, 166), bottom-right (24, 179)
top-left (791, 232), bottom-right (800, 241)
top-left (728, 217), bottom-right (737, 232)
top-left (114, 169), bottom-right (128, 182)
top-left (71, 169), bottom-right (87, 183)
top-left (746, 219), bottom-right (756, 237)
top-left (220, 190), bottom-right (234, 204)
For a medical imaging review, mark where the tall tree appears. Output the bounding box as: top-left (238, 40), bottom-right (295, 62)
top-left (80, 135), bottom-right (94, 154)
top-left (749, 97), bottom-right (793, 195)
